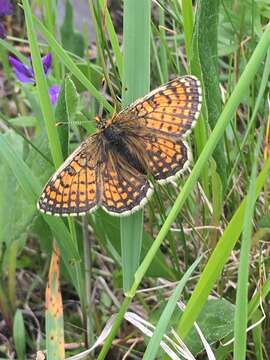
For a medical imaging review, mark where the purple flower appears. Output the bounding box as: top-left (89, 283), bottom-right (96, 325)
top-left (0, 0), bottom-right (13, 15)
top-left (9, 53), bottom-right (60, 105)
top-left (9, 53), bottom-right (52, 83)
top-left (0, 0), bottom-right (13, 39)
top-left (42, 53), bottom-right (52, 76)
top-left (49, 84), bottom-right (60, 105)
top-left (9, 56), bottom-right (35, 83)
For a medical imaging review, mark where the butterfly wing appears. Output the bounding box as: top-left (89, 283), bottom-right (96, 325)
top-left (38, 136), bottom-right (100, 216)
top-left (98, 148), bottom-right (153, 216)
top-left (115, 75), bottom-right (202, 137)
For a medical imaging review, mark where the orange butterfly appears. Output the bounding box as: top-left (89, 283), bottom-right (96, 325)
top-left (37, 76), bottom-right (202, 216)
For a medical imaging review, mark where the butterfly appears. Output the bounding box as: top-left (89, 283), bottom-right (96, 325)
top-left (37, 75), bottom-right (202, 217)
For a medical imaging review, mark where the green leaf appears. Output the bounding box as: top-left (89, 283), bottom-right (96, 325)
top-left (8, 116), bottom-right (37, 127)
top-left (55, 79), bottom-right (69, 158)
top-left (65, 75), bottom-right (79, 121)
top-left (177, 155), bottom-right (270, 339)
top-left (185, 299), bottom-right (235, 354)
top-left (0, 132), bottom-right (32, 248)
top-left (13, 309), bottom-right (26, 360)
top-left (60, 0), bottom-right (84, 57)
top-left (191, 0), bottom-right (227, 186)
top-left (22, 0), bottom-right (63, 168)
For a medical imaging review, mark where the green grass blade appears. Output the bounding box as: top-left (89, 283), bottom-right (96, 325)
top-left (120, 0), bottom-right (151, 292)
top-left (33, 16), bottom-right (114, 113)
top-left (158, 1), bottom-right (169, 82)
top-left (22, 0), bottom-right (85, 309)
top-left (121, 212), bottom-right (144, 292)
top-left (22, 0), bottom-right (63, 168)
top-left (97, 23), bottom-right (270, 359)
top-left (143, 256), bottom-right (202, 360)
top-left (180, 0), bottom-right (193, 60)
top-left (177, 154), bottom-right (270, 339)
top-left (0, 38), bottom-right (28, 64)
top-left (251, 310), bottom-right (264, 360)
top-left (98, 0), bottom-right (123, 80)
top-left (233, 131), bottom-right (263, 359)
top-left (128, 24), bottom-right (270, 297)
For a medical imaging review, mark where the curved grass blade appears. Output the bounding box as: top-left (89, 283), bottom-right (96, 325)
top-left (33, 16), bottom-right (114, 113)
top-left (143, 256), bottom-right (202, 360)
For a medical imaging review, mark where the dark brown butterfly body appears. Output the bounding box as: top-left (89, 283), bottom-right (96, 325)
top-left (37, 76), bottom-right (202, 216)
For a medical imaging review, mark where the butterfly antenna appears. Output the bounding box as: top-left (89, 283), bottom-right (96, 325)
top-left (56, 120), bottom-right (93, 127)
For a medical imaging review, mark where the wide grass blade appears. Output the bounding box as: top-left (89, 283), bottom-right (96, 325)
top-left (120, 0), bottom-right (151, 292)
top-left (13, 309), bottom-right (26, 360)
top-left (191, 0), bottom-right (227, 188)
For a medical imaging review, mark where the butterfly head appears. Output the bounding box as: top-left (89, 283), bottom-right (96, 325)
top-left (95, 116), bottom-right (113, 132)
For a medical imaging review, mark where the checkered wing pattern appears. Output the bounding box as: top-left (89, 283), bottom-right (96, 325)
top-left (143, 135), bottom-right (190, 183)
top-left (37, 75), bottom-right (202, 217)
top-left (99, 150), bottom-right (153, 216)
top-left (38, 137), bottom-right (99, 216)
top-left (115, 75), bottom-right (202, 137)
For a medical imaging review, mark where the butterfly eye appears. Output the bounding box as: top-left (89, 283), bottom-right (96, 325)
top-left (95, 115), bottom-right (105, 130)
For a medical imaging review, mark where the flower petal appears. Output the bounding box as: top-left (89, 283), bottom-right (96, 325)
top-left (49, 84), bottom-right (60, 105)
top-left (0, 0), bottom-right (13, 17)
top-left (42, 53), bottom-right (52, 76)
top-left (9, 56), bottom-right (35, 83)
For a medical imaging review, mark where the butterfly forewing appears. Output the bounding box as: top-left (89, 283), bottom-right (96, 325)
top-left (115, 75), bottom-right (202, 137)
top-left (38, 137), bottom-right (100, 216)
top-left (37, 75), bottom-right (202, 217)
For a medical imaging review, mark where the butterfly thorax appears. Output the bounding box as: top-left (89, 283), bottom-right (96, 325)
top-left (101, 123), bottom-right (146, 174)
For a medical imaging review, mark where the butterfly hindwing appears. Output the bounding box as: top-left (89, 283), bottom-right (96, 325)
top-left (142, 135), bottom-right (190, 183)
top-left (37, 76), bottom-right (202, 217)
top-left (99, 150), bottom-right (153, 216)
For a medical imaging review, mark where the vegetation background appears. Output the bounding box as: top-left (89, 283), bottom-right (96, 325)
top-left (0, 0), bottom-right (270, 359)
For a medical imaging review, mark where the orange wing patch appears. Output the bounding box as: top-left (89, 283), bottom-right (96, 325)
top-left (37, 75), bottom-right (202, 217)
top-left (38, 138), bottom-right (99, 216)
top-left (142, 135), bottom-right (190, 183)
top-left (115, 76), bottom-right (202, 137)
